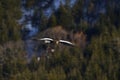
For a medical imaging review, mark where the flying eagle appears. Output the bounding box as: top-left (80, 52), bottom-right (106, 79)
top-left (32, 38), bottom-right (75, 46)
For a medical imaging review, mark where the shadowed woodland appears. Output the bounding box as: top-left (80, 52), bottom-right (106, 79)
top-left (0, 0), bottom-right (120, 80)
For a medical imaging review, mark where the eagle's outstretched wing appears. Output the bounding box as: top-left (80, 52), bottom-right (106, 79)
top-left (39, 38), bottom-right (53, 41)
top-left (59, 40), bottom-right (74, 46)
top-left (31, 38), bottom-right (54, 43)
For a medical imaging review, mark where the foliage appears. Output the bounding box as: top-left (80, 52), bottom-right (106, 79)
top-left (0, 0), bottom-right (21, 44)
top-left (0, 0), bottom-right (120, 80)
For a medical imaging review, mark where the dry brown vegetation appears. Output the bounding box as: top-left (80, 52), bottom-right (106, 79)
top-left (35, 26), bottom-right (87, 48)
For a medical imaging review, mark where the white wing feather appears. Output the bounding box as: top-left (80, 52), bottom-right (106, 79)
top-left (59, 40), bottom-right (74, 45)
top-left (39, 38), bottom-right (53, 41)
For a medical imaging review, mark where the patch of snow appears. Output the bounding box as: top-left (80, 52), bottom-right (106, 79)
top-left (43, 8), bottom-right (53, 17)
top-left (69, 0), bottom-right (77, 7)
top-left (24, 21), bottom-right (38, 37)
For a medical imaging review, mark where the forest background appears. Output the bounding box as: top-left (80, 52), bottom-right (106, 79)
top-left (0, 0), bottom-right (120, 80)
